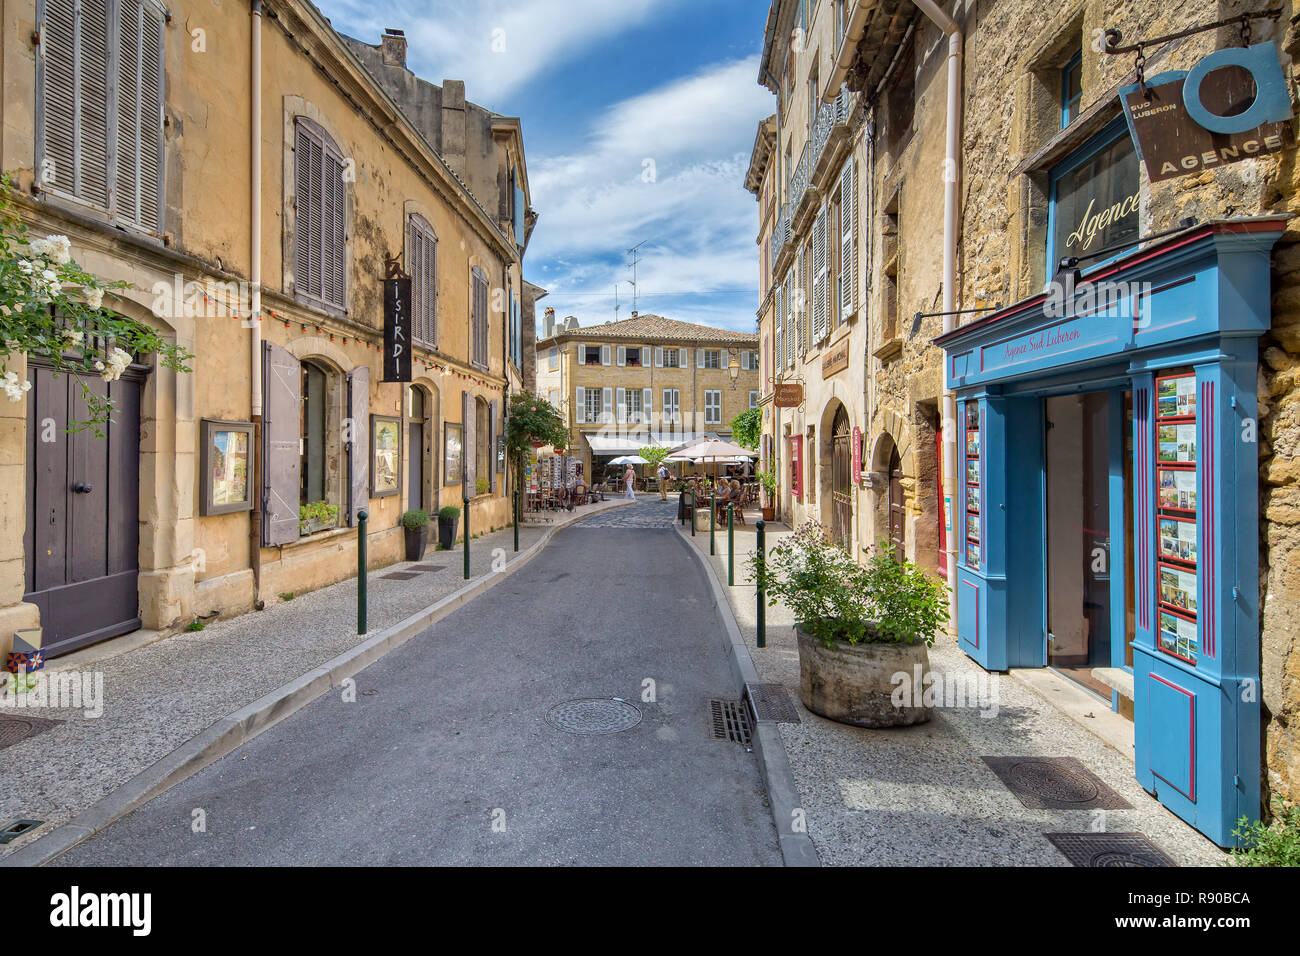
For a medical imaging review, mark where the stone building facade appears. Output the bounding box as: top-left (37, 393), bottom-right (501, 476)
top-left (754, 0), bottom-right (1300, 842)
top-left (534, 313), bottom-right (759, 480)
top-left (1, 0), bottom-right (536, 660)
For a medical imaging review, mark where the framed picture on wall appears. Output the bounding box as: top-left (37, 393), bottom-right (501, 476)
top-left (444, 423), bottom-right (463, 486)
top-left (199, 420), bottom-right (254, 515)
top-left (370, 415), bottom-right (401, 497)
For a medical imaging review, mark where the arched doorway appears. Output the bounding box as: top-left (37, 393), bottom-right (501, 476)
top-left (830, 406), bottom-right (852, 549)
top-left (888, 445), bottom-right (905, 562)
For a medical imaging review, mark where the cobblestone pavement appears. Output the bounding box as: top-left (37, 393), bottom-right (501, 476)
top-left (574, 495), bottom-right (682, 528)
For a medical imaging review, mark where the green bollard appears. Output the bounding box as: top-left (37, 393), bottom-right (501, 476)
top-left (709, 491), bottom-right (715, 556)
top-left (357, 510), bottom-right (368, 635)
top-left (463, 495), bottom-right (470, 580)
top-left (513, 489), bottom-right (520, 553)
top-left (689, 490), bottom-right (695, 537)
top-left (755, 519), bottom-right (766, 649)
top-left (727, 503), bottom-right (734, 586)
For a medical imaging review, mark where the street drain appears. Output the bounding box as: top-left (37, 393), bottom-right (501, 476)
top-left (982, 756), bottom-right (1132, 810)
top-left (710, 699), bottom-right (752, 744)
top-left (744, 682), bottom-right (800, 723)
top-left (1045, 832), bottom-right (1177, 867)
top-left (546, 698), bottom-right (641, 735)
top-left (0, 713), bottom-right (63, 752)
top-left (0, 819), bottom-right (43, 844)
top-left (380, 571), bottom-right (421, 580)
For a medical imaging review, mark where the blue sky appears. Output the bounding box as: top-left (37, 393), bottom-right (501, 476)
top-left (317, 0), bottom-right (776, 334)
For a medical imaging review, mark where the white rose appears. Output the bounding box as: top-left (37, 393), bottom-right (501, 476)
top-left (85, 286), bottom-right (104, 309)
top-left (45, 235), bottom-right (72, 266)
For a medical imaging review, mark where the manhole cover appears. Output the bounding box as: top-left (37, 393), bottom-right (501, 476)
top-left (546, 698), bottom-right (641, 735)
top-left (1046, 832), bottom-right (1177, 867)
top-left (0, 714), bottom-right (63, 752)
top-left (745, 682), bottom-right (801, 723)
top-left (982, 756), bottom-right (1132, 810)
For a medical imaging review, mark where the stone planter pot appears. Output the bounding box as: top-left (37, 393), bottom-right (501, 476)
top-left (404, 525), bottom-right (428, 561)
top-left (437, 515), bottom-right (459, 551)
top-left (795, 625), bottom-right (933, 727)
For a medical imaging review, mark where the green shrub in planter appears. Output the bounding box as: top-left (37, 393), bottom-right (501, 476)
top-left (400, 509), bottom-right (430, 531)
top-left (438, 505), bottom-right (461, 521)
top-left (475, 476), bottom-right (490, 496)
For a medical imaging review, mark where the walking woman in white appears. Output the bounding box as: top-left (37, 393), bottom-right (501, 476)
top-left (623, 464), bottom-right (637, 500)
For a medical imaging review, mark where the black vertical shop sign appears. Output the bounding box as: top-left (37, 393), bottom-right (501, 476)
top-left (383, 275), bottom-right (412, 383)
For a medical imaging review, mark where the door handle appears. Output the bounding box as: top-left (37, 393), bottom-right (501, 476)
top-left (72, 482), bottom-right (93, 494)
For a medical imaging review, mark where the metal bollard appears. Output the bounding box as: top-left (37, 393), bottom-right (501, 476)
top-left (513, 489), bottom-right (519, 553)
top-left (463, 495), bottom-right (470, 580)
top-left (689, 490), bottom-right (695, 537)
top-left (709, 492), bottom-right (715, 556)
top-left (755, 519), bottom-right (766, 649)
top-left (357, 510), bottom-right (369, 635)
top-left (727, 502), bottom-right (734, 586)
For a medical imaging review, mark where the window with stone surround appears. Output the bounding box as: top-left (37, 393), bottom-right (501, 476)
top-left (1047, 119), bottom-right (1140, 275)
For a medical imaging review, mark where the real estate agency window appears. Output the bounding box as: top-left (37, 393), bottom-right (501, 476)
top-left (705, 390), bottom-right (722, 425)
top-left (38, 0), bottom-right (166, 233)
top-left (1047, 118), bottom-right (1139, 276)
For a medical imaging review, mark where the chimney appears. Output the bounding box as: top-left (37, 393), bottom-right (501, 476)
top-left (630, 310), bottom-right (638, 318)
top-left (564, 315), bottom-right (579, 331)
top-left (381, 29), bottom-right (407, 68)
top-left (441, 79), bottom-right (467, 177)
top-left (543, 307), bottom-right (555, 339)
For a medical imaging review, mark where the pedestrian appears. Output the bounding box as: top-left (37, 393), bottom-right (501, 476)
top-left (624, 464), bottom-right (636, 500)
top-left (657, 462), bottom-right (671, 500)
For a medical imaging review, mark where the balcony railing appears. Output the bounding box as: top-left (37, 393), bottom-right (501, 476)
top-left (769, 202), bottom-right (790, 268)
top-left (812, 85), bottom-right (851, 161)
top-left (790, 141), bottom-right (810, 214)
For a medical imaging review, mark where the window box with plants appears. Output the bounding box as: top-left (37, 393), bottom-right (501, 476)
top-left (401, 509), bottom-right (430, 561)
top-left (299, 501), bottom-right (340, 536)
top-left (754, 523), bottom-right (949, 727)
top-left (436, 504), bottom-right (461, 551)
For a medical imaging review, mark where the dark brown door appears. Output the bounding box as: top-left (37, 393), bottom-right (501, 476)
top-left (831, 406), bottom-right (852, 549)
top-left (888, 446), bottom-right (905, 561)
top-left (24, 364), bottom-right (143, 657)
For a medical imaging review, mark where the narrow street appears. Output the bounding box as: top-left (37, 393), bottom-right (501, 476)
top-left (52, 501), bottom-right (781, 866)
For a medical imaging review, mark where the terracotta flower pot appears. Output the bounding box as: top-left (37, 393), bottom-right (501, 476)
top-left (795, 625), bottom-right (933, 727)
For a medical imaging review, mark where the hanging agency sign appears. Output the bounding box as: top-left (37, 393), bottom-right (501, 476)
top-left (382, 274), bottom-right (412, 383)
top-left (1120, 43), bottom-right (1295, 182)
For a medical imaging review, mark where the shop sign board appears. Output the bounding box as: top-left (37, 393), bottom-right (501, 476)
top-left (773, 383), bottom-right (803, 407)
top-left (1120, 43), bottom-right (1295, 182)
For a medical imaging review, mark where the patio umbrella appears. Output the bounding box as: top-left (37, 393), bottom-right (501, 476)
top-left (608, 455), bottom-right (649, 465)
top-left (665, 438), bottom-right (757, 489)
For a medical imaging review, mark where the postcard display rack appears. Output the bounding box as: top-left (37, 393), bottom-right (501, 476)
top-left (962, 401), bottom-right (981, 572)
top-left (1153, 372), bottom-right (1199, 666)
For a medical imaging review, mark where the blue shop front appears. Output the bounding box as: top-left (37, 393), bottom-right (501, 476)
top-left (935, 217), bottom-right (1284, 847)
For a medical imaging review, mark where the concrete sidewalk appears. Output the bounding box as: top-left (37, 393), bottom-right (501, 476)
top-left (0, 497), bottom-right (630, 860)
top-left (680, 517), bottom-right (1228, 866)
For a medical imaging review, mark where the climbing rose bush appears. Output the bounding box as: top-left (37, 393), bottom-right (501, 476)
top-left (0, 176), bottom-right (192, 432)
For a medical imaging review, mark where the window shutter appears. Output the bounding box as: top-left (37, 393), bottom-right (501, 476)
top-left (41, 0), bottom-right (111, 209)
top-left (813, 206), bottom-right (828, 341)
top-left (407, 215), bottom-right (437, 347)
top-left (575, 386), bottom-right (586, 423)
top-left (720, 348), bottom-right (729, 369)
top-left (602, 387), bottom-right (613, 424)
top-left (488, 400), bottom-right (499, 492)
top-left (348, 366), bottom-right (370, 525)
top-left (617, 345), bottom-right (625, 366)
top-left (774, 283), bottom-right (783, 374)
top-left (601, 344), bottom-right (611, 366)
top-left (643, 388), bottom-right (652, 422)
top-left (513, 181), bottom-right (526, 246)
top-left (294, 123), bottom-right (318, 299)
top-left (260, 341), bottom-right (301, 546)
top-left (677, 348), bottom-right (686, 367)
top-left (654, 346), bottom-right (663, 367)
top-left (841, 159), bottom-right (856, 318)
top-left (115, 0), bottom-right (164, 231)
top-left (696, 347), bottom-right (704, 369)
top-left (616, 387), bottom-right (626, 423)
top-left (324, 149), bottom-right (346, 308)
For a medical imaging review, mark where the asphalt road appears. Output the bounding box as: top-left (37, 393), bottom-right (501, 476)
top-left (56, 506), bottom-right (781, 865)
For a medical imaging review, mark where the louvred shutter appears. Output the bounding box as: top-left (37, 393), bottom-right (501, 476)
top-left (841, 159), bottom-right (856, 318)
top-left (813, 207), bottom-right (828, 341)
top-left (348, 366), bottom-right (370, 525)
top-left (261, 341), bottom-right (301, 546)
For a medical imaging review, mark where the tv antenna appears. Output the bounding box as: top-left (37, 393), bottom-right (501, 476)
top-left (626, 239), bottom-right (650, 312)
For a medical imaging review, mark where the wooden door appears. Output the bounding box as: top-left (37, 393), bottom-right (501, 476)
top-left (830, 407), bottom-right (852, 549)
top-left (888, 446), bottom-right (905, 561)
top-left (24, 364), bottom-right (143, 657)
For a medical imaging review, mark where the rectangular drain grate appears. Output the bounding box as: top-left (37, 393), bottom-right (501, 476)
top-left (1046, 832), bottom-right (1178, 867)
top-left (709, 698), bottom-right (752, 745)
top-left (0, 819), bottom-right (43, 844)
top-left (379, 571), bottom-right (422, 580)
top-left (744, 682), bottom-right (801, 724)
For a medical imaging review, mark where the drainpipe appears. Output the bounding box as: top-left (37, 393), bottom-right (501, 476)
top-left (249, 0), bottom-right (264, 608)
top-left (910, 0), bottom-right (962, 635)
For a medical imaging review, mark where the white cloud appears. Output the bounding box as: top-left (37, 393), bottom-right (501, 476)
top-left (529, 57), bottom-right (775, 332)
top-left (321, 0), bottom-right (668, 101)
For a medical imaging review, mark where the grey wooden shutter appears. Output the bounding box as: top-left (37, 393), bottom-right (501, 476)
top-left (348, 366), bottom-right (370, 526)
top-left (261, 341), bottom-right (301, 546)
top-left (115, 0), bottom-right (163, 231)
top-left (813, 207), bottom-right (828, 341)
top-left (575, 386), bottom-right (586, 423)
top-left (488, 399), bottom-right (499, 491)
top-left (41, 0), bottom-right (111, 208)
top-left (462, 391), bottom-right (476, 498)
top-left (294, 122), bottom-right (320, 299)
top-left (294, 119), bottom-right (346, 309)
top-left (408, 214), bottom-right (437, 347)
top-left (774, 283), bottom-right (783, 372)
top-left (323, 147), bottom-right (346, 309)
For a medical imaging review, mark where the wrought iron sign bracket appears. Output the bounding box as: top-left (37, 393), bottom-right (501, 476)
top-left (384, 253), bottom-right (408, 280)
